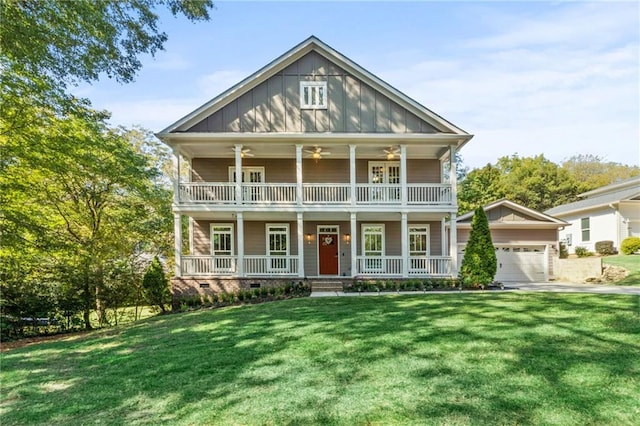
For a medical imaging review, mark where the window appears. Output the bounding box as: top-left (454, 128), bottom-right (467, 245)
top-left (409, 225), bottom-right (430, 272)
top-left (267, 224), bottom-right (289, 271)
top-left (409, 226), bottom-right (430, 256)
top-left (229, 167), bottom-right (265, 201)
top-left (211, 224), bottom-right (234, 273)
top-left (368, 161), bottom-right (401, 201)
top-left (300, 81), bottom-right (327, 109)
top-left (581, 217), bottom-right (590, 242)
top-left (362, 224), bottom-right (384, 271)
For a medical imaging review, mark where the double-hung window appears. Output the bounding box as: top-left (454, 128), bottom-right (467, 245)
top-left (211, 224), bottom-right (234, 273)
top-left (581, 217), bottom-right (590, 242)
top-left (267, 224), bottom-right (289, 272)
top-left (362, 224), bottom-right (384, 272)
top-left (300, 81), bottom-right (327, 109)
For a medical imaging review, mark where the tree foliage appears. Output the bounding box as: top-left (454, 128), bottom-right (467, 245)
top-left (459, 207), bottom-right (497, 287)
top-left (142, 256), bottom-right (171, 313)
top-left (561, 154), bottom-right (640, 193)
top-left (458, 154), bottom-right (580, 213)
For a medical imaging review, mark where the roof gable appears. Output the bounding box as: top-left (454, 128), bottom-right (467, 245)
top-left (458, 199), bottom-right (567, 227)
top-left (159, 36), bottom-right (470, 138)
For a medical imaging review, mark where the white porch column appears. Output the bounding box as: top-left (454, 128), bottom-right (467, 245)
top-left (235, 144), bottom-right (243, 205)
top-left (449, 145), bottom-right (457, 204)
top-left (441, 217), bottom-right (447, 256)
top-left (297, 212), bottom-right (305, 278)
top-left (401, 212), bottom-right (408, 278)
top-left (449, 213), bottom-right (458, 276)
top-left (349, 145), bottom-right (356, 206)
top-left (188, 217), bottom-right (194, 255)
top-left (350, 212), bottom-right (357, 277)
top-left (236, 212), bottom-right (244, 277)
top-left (400, 145), bottom-right (407, 205)
top-left (172, 148), bottom-right (181, 204)
top-left (296, 144), bottom-right (303, 206)
top-left (174, 213), bottom-right (182, 277)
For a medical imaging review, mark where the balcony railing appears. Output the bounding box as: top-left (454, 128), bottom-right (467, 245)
top-left (182, 255), bottom-right (451, 277)
top-left (178, 182), bottom-right (452, 206)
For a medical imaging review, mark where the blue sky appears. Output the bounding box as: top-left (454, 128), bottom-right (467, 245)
top-left (76, 1), bottom-right (640, 169)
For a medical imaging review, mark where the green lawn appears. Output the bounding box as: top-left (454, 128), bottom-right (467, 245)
top-left (603, 254), bottom-right (640, 286)
top-left (2, 294), bottom-right (639, 425)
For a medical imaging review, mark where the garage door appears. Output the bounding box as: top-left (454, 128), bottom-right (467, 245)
top-left (458, 245), bottom-right (546, 282)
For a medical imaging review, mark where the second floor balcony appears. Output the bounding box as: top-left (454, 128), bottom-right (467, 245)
top-left (177, 181), bottom-right (453, 206)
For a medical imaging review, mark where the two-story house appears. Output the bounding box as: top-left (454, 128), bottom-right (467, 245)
top-left (157, 36), bottom-right (473, 294)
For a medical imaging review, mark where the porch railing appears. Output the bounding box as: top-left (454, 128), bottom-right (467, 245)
top-left (182, 255), bottom-right (237, 276)
top-left (178, 182), bottom-right (452, 205)
top-left (182, 255), bottom-right (452, 277)
top-left (303, 183), bottom-right (350, 204)
top-left (244, 256), bottom-right (299, 275)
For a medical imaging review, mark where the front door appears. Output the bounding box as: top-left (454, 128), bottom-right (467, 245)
top-left (318, 230), bottom-right (339, 275)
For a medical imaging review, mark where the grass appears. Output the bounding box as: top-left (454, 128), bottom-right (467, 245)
top-left (1, 293), bottom-right (639, 425)
top-left (603, 254), bottom-right (640, 286)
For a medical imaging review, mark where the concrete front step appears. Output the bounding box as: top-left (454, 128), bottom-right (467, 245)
top-left (311, 281), bottom-right (344, 292)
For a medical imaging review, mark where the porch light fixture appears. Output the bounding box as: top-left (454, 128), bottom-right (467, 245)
top-left (305, 233), bottom-right (314, 244)
top-left (312, 151), bottom-right (321, 160)
top-left (386, 152), bottom-right (395, 160)
top-left (344, 233), bottom-right (351, 244)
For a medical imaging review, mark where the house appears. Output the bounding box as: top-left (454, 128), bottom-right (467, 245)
top-left (545, 176), bottom-right (640, 254)
top-left (157, 36), bottom-right (473, 295)
top-left (456, 200), bottom-right (568, 282)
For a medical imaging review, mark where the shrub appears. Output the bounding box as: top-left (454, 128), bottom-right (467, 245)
top-left (574, 246), bottom-right (591, 258)
top-left (621, 237), bottom-right (640, 255)
top-left (142, 256), bottom-right (171, 313)
top-left (595, 240), bottom-right (616, 256)
top-left (559, 242), bottom-right (569, 259)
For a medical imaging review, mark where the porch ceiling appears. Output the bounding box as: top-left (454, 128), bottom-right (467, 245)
top-left (164, 133), bottom-right (465, 160)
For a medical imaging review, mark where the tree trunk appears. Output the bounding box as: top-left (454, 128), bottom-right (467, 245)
top-left (95, 263), bottom-right (107, 326)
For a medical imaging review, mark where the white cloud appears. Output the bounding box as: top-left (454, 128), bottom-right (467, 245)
top-left (377, 3), bottom-right (639, 169)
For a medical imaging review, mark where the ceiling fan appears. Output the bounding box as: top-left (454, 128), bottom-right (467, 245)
top-left (231, 147), bottom-right (254, 158)
top-left (304, 146), bottom-right (331, 161)
top-left (381, 146), bottom-right (401, 160)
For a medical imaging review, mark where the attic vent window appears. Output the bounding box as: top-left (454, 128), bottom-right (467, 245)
top-left (300, 81), bottom-right (327, 109)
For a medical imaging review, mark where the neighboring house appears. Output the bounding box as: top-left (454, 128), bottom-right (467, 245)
top-left (456, 199), bottom-right (568, 282)
top-left (157, 36), bottom-right (473, 292)
top-left (545, 176), bottom-right (640, 254)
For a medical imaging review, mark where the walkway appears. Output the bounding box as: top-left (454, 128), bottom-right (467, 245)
top-left (310, 282), bottom-right (640, 297)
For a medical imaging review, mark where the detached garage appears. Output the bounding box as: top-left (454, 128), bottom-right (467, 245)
top-left (456, 200), bottom-right (568, 282)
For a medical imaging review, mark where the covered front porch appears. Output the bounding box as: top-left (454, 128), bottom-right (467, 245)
top-left (174, 211), bottom-right (458, 279)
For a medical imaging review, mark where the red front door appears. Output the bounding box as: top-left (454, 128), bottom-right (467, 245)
top-left (318, 233), bottom-right (339, 275)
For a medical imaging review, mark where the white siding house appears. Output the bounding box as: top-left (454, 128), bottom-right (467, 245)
top-left (545, 177), bottom-right (640, 254)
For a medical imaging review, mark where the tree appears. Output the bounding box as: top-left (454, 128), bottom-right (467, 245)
top-left (142, 256), bottom-right (171, 313)
top-left (457, 154), bottom-right (581, 213)
top-left (562, 154), bottom-right (640, 193)
top-left (459, 207), bottom-right (497, 288)
top-left (457, 164), bottom-right (505, 214)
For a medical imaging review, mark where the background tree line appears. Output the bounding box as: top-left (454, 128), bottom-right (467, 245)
top-left (457, 153), bottom-right (639, 214)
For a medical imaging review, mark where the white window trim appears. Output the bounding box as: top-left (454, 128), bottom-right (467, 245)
top-left (361, 224), bottom-right (385, 272)
top-left (210, 223), bottom-right (235, 256)
top-left (228, 166), bottom-right (265, 183)
top-left (266, 223), bottom-right (290, 272)
top-left (408, 225), bottom-right (430, 257)
top-left (300, 81), bottom-right (327, 109)
top-left (368, 161), bottom-right (401, 184)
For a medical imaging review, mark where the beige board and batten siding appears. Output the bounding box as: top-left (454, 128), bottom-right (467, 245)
top-left (192, 158), bottom-right (442, 184)
top-left (187, 51), bottom-right (440, 134)
top-left (193, 220), bottom-right (299, 256)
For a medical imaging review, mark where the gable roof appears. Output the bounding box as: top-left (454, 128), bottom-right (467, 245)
top-left (545, 181), bottom-right (640, 216)
top-left (158, 36), bottom-right (471, 142)
top-left (458, 199), bottom-right (568, 229)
